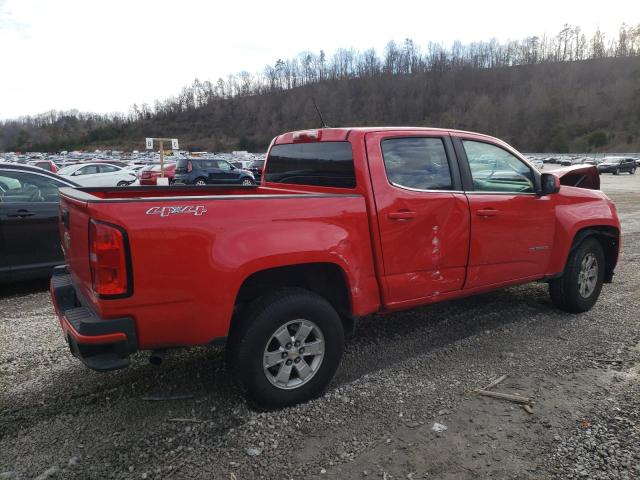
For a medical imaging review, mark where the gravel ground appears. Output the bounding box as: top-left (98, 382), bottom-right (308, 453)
top-left (1, 172), bottom-right (639, 479)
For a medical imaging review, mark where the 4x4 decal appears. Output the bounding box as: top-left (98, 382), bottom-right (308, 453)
top-left (146, 206), bottom-right (207, 217)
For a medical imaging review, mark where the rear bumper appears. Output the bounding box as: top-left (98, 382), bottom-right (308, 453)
top-left (50, 266), bottom-right (137, 372)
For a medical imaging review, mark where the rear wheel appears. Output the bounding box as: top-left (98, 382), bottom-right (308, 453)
top-left (227, 288), bottom-right (344, 408)
top-left (194, 178), bottom-right (207, 186)
top-left (549, 238), bottom-right (605, 313)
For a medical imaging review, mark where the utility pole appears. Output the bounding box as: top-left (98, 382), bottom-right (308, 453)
top-left (145, 137), bottom-right (179, 185)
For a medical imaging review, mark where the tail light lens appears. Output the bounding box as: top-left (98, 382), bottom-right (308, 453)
top-left (187, 161), bottom-right (193, 173)
top-left (89, 220), bottom-right (131, 297)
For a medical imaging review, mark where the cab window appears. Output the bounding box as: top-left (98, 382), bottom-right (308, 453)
top-left (463, 140), bottom-right (534, 193)
top-left (381, 137), bottom-right (452, 191)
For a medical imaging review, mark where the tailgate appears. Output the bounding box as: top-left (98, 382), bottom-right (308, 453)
top-left (59, 191), bottom-right (94, 302)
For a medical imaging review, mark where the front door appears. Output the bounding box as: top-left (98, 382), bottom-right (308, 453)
top-left (456, 137), bottom-right (556, 289)
top-left (365, 132), bottom-right (470, 306)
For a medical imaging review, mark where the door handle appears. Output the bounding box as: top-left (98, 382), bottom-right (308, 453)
top-left (475, 208), bottom-right (499, 217)
top-left (7, 210), bottom-right (35, 218)
top-left (388, 211), bottom-right (417, 221)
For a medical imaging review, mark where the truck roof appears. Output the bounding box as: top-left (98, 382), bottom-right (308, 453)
top-left (274, 127), bottom-right (502, 145)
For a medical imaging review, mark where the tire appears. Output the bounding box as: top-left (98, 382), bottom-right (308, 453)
top-left (549, 238), bottom-right (605, 313)
top-left (117, 181), bottom-right (129, 187)
top-left (227, 288), bottom-right (344, 408)
top-left (241, 178), bottom-right (255, 186)
top-left (613, 168), bottom-right (620, 175)
top-left (630, 168), bottom-right (636, 175)
top-left (194, 178), bottom-right (207, 186)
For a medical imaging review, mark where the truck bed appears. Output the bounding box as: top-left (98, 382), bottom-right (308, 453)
top-left (58, 184), bottom-right (380, 349)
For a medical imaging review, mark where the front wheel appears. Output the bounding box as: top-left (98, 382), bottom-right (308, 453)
top-left (241, 178), bottom-right (255, 186)
top-left (194, 178), bottom-right (207, 186)
top-left (228, 288), bottom-right (344, 408)
top-left (613, 168), bottom-right (620, 175)
top-left (117, 181), bottom-right (129, 187)
top-left (630, 168), bottom-right (636, 175)
top-left (549, 238), bottom-right (605, 313)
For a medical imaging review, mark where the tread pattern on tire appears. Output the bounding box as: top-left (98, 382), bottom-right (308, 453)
top-left (549, 237), bottom-right (605, 313)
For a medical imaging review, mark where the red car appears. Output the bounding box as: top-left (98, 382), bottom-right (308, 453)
top-left (50, 127), bottom-right (620, 407)
top-left (28, 160), bottom-right (58, 173)
top-left (139, 163), bottom-right (176, 185)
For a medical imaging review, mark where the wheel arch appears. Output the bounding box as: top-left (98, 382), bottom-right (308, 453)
top-left (231, 262), bottom-right (356, 338)
top-left (568, 226), bottom-right (620, 283)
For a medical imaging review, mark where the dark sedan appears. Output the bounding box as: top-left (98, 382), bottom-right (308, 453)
top-left (597, 157), bottom-right (636, 175)
top-left (0, 164), bottom-right (78, 283)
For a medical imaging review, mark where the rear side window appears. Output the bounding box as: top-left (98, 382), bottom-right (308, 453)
top-left (266, 142), bottom-right (355, 188)
top-left (381, 137), bottom-right (453, 191)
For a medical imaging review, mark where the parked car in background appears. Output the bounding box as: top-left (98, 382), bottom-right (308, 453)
top-left (248, 159), bottom-right (265, 181)
top-left (57, 163), bottom-right (137, 186)
top-left (0, 164), bottom-right (78, 283)
top-left (173, 158), bottom-right (255, 185)
top-left (528, 158), bottom-right (544, 170)
top-left (582, 159), bottom-right (602, 166)
top-left (128, 164), bottom-right (147, 177)
top-left (28, 159), bottom-right (59, 173)
top-left (139, 163), bottom-right (176, 185)
top-left (597, 157), bottom-right (636, 175)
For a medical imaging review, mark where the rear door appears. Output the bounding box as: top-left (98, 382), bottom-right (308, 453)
top-left (453, 135), bottom-right (556, 288)
top-left (202, 160), bottom-right (222, 183)
top-left (365, 131), bottom-right (470, 305)
top-left (72, 165), bottom-right (100, 186)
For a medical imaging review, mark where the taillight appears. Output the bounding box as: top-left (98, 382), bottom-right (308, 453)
top-left (187, 161), bottom-right (193, 173)
top-left (89, 220), bottom-right (131, 297)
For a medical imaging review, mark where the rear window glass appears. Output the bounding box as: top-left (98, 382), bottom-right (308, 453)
top-left (265, 142), bottom-right (355, 188)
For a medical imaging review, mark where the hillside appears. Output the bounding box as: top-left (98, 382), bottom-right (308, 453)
top-left (2, 32), bottom-right (640, 153)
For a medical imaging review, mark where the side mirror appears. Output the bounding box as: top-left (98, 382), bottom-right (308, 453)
top-left (539, 172), bottom-right (560, 195)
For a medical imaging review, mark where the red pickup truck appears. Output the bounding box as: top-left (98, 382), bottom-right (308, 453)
top-left (50, 127), bottom-right (620, 407)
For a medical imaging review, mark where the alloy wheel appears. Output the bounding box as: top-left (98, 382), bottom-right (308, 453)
top-left (263, 319), bottom-right (325, 390)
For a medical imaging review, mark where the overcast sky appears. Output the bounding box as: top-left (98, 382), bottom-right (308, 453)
top-left (0, 0), bottom-right (635, 120)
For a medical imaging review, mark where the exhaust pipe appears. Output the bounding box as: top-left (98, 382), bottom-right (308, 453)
top-left (149, 349), bottom-right (167, 366)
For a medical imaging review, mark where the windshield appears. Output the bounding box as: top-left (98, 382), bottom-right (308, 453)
top-left (603, 158), bottom-right (621, 165)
